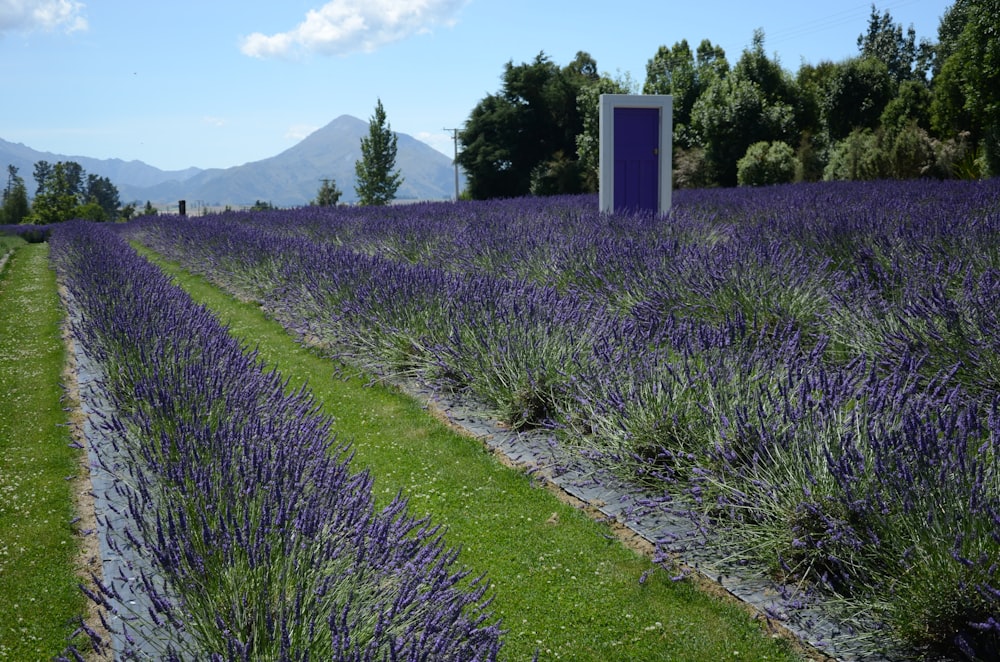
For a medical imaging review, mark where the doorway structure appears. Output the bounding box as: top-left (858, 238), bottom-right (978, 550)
top-left (598, 94), bottom-right (672, 215)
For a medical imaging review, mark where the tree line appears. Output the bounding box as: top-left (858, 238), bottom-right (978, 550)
top-left (457, 0), bottom-right (999, 197)
top-left (0, 160), bottom-right (140, 225)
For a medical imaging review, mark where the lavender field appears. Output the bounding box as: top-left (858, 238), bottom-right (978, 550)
top-left (122, 179), bottom-right (1000, 659)
top-left (51, 222), bottom-right (502, 660)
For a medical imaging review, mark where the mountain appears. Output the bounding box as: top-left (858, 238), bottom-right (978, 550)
top-left (1, 115), bottom-right (462, 207)
top-left (0, 137), bottom-right (203, 189)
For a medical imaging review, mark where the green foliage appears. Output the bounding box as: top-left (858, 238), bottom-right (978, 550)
top-left (141, 200), bottom-right (158, 216)
top-left (575, 70), bottom-right (637, 191)
top-left (529, 151), bottom-right (586, 196)
top-left (673, 146), bottom-right (714, 189)
top-left (119, 201), bottom-right (137, 221)
top-left (794, 60), bottom-right (839, 139)
top-left (888, 121), bottom-right (936, 178)
top-left (26, 166), bottom-right (78, 224)
top-left (823, 128), bottom-right (890, 180)
top-left (880, 79), bottom-right (932, 134)
top-left (354, 98), bottom-right (403, 206)
top-left (643, 39), bottom-right (727, 148)
top-left (736, 141), bottom-right (799, 186)
top-left (691, 78), bottom-right (796, 187)
top-left (936, 0), bottom-right (1000, 175)
top-left (690, 31), bottom-right (797, 187)
top-left (823, 57), bottom-right (894, 141)
top-left (735, 29), bottom-right (797, 108)
top-left (24, 160), bottom-right (122, 223)
top-left (0, 166), bottom-right (29, 225)
top-left (312, 178), bottom-right (342, 206)
top-left (458, 52), bottom-right (597, 199)
top-left (72, 200), bottom-right (108, 222)
top-left (85, 173), bottom-right (121, 220)
top-left (795, 131), bottom-right (828, 182)
top-left (857, 5), bottom-right (924, 84)
top-left (249, 200), bottom-right (275, 211)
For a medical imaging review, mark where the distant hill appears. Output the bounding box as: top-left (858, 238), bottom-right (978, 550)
top-left (0, 137), bottom-right (203, 190)
top-left (0, 115), bottom-right (463, 206)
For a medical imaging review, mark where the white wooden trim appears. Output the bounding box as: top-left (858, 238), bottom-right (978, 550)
top-left (599, 94), bottom-right (673, 215)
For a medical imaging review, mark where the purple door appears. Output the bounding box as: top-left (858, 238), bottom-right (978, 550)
top-left (613, 107), bottom-right (659, 212)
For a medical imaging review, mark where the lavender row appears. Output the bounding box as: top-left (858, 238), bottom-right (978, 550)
top-left (51, 221), bottom-right (502, 661)
top-left (124, 179), bottom-right (1000, 658)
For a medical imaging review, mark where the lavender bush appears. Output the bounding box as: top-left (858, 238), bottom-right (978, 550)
top-left (51, 221), bottom-right (502, 660)
top-left (125, 179), bottom-right (1000, 659)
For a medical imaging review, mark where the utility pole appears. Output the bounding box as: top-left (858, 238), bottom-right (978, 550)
top-left (443, 127), bottom-right (460, 201)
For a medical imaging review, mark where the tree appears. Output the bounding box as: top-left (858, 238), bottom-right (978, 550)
top-left (355, 98), bottom-right (403, 206)
top-left (458, 52), bottom-right (597, 199)
top-left (25, 160), bottom-right (121, 223)
top-left (32, 161), bottom-right (52, 196)
top-left (930, 0), bottom-right (1000, 175)
top-left (575, 71), bottom-right (637, 191)
top-left (644, 39), bottom-right (729, 149)
top-left (313, 178), bottom-right (342, 206)
top-left (734, 29), bottom-right (796, 107)
top-left (120, 202), bottom-right (137, 222)
top-left (823, 57), bottom-right (894, 141)
top-left (28, 161), bottom-right (81, 224)
top-left (85, 173), bottom-right (121, 220)
top-left (880, 79), bottom-right (932, 134)
top-left (857, 4), bottom-right (927, 84)
top-left (690, 31), bottom-right (796, 186)
top-left (1, 165), bottom-right (30, 225)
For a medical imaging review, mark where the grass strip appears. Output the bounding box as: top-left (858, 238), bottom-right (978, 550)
top-left (140, 245), bottom-right (802, 662)
top-left (0, 243), bottom-right (88, 658)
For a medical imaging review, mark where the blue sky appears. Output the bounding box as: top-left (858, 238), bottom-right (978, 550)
top-left (1, 0), bottom-right (950, 171)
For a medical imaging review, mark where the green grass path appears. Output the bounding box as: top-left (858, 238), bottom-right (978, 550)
top-left (0, 242), bottom-right (87, 659)
top-left (143, 247), bottom-right (803, 662)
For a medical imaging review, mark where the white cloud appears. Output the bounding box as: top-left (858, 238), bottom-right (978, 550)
top-left (202, 116), bottom-right (228, 128)
top-left (0, 0), bottom-right (87, 34)
top-left (240, 0), bottom-right (466, 59)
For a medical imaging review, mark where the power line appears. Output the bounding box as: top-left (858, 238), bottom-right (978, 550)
top-left (766, 0), bottom-right (931, 49)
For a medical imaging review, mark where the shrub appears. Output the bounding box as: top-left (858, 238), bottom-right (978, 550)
top-left (673, 146), bottom-right (714, 189)
top-left (736, 141), bottom-right (799, 186)
top-left (888, 121), bottom-right (936, 179)
top-left (823, 128), bottom-right (890, 180)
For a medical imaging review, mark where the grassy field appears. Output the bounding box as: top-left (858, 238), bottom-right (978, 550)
top-left (0, 242), bottom-right (89, 659)
top-left (134, 245), bottom-right (804, 661)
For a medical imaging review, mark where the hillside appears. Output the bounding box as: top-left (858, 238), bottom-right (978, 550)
top-left (0, 115), bottom-right (462, 206)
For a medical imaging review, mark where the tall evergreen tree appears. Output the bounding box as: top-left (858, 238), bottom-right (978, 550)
top-left (85, 173), bottom-right (121, 220)
top-left (355, 98), bottom-right (403, 206)
top-left (1, 165), bottom-right (30, 225)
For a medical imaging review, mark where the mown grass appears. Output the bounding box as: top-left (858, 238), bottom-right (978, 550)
top-left (0, 243), bottom-right (88, 658)
top-left (139, 245), bottom-right (803, 661)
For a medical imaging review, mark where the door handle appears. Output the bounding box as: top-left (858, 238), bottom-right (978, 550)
top-left (653, 148), bottom-right (658, 155)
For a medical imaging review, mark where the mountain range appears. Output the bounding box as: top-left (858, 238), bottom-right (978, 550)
top-left (0, 115), bottom-right (463, 207)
